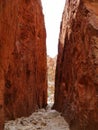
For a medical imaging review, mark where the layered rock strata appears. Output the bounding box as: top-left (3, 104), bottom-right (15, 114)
top-left (54, 0), bottom-right (98, 130)
top-left (0, 0), bottom-right (47, 129)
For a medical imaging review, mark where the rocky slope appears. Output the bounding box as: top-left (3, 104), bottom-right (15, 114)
top-left (54, 0), bottom-right (98, 130)
top-left (0, 0), bottom-right (47, 129)
top-left (4, 105), bottom-right (70, 130)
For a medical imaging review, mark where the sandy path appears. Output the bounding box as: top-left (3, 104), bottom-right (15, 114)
top-left (4, 105), bottom-right (70, 130)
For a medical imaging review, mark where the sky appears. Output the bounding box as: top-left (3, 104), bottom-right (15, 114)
top-left (41, 0), bottom-right (66, 58)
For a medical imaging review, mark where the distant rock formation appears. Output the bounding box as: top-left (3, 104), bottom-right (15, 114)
top-left (0, 0), bottom-right (47, 129)
top-left (47, 55), bottom-right (57, 103)
top-left (54, 0), bottom-right (98, 130)
top-left (47, 55), bottom-right (57, 82)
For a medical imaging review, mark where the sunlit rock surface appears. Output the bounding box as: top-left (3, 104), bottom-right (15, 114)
top-left (0, 0), bottom-right (47, 129)
top-left (54, 0), bottom-right (98, 130)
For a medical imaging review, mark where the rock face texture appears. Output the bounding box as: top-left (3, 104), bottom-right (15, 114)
top-left (54, 0), bottom-right (98, 130)
top-left (0, 0), bottom-right (47, 129)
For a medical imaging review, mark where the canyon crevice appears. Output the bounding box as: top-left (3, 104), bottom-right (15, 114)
top-left (54, 0), bottom-right (98, 130)
top-left (0, 0), bottom-right (47, 129)
top-left (0, 0), bottom-right (98, 130)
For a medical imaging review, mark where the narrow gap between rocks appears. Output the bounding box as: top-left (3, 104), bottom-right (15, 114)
top-left (41, 0), bottom-right (66, 105)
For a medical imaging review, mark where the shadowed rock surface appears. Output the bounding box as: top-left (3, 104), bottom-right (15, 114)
top-left (54, 0), bottom-right (98, 130)
top-left (0, 0), bottom-right (47, 129)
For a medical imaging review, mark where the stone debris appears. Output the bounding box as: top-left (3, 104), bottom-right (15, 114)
top-left (4, 105), bottom-right (70, 130)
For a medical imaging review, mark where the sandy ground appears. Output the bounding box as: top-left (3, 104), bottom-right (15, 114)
top-left (4, 104), bottom-right (70, 130)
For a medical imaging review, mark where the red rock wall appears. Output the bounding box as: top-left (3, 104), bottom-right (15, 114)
top-left (0, 0), bottom-right (47, 129)
top-left (54, 0), bottom-right (98, 130)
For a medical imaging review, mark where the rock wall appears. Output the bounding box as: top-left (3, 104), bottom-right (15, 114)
top-left (54, 0), bottom-right (98, 130)
top-left (0, 0), bottom-right (47, 129)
